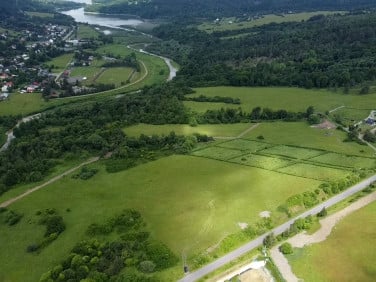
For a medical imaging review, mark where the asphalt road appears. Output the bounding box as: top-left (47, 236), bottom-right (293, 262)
top-left (178, 174), bottom-right (376, 282)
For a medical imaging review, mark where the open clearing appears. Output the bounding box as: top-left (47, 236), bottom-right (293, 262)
top-left (185, 87), bottom-right (376, 121)
top-left (287, 198), bottom-right (376, 282)
top-left (244, 122), bottom-right (375, 156)
top-left (95, 67), bottom-right (135, 87)
top-left (46, 53), bottom-right (74, 73)
top-left (199, 11), bottom-right (342, 33)
top-left (0, 155), bottom-right (321, 282)
top-left (123, 123), bottom-right (251, 137)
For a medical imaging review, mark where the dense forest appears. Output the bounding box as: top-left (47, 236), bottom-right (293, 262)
top-left (88, 0), bottom-right (376, 19)
top-left (148, 12), bottom-right (376, 89)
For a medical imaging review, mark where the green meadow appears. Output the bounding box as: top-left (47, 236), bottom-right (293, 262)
top-left (288, 201), bottom-right (376, 282)
top-left (243, 122), bottom-right (375, 156)
top-left (0, 155), bottom-right (322, 281)
top-left (77, 24), bottom-right (100, 39)
top-left (199, 11), bottom-right (343, 33)
top-left (96, 67), bottom-right (135, 87)
top-left (123, 123), bottom-right (251, 137)
top-left (46, 53), bottom-right (74, 73)
top-left (185, 87), bottom-right (376, 121)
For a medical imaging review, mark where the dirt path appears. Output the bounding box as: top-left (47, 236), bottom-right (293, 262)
top-left (213, 123), bottom-right (260, 140)
top-left (0, 157), bottom-right (99, 208)
top-left (271, 191), bottom-right (376, 282)
top-left (328, 105), bottom-right (345, 113)
top-left (237, 123), bottom-right (260, 138)
top-left (91, 67), bottom-right (107, 83)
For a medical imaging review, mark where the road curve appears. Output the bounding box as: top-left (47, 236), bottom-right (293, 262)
top-left (178, 174), bottom-right (376, 282)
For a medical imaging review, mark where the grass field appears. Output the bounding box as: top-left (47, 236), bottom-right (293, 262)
top-left (0, 155), bottom-right (322, 281)
top-left (185, 87), bottom-right (376, 121)
top-left (310, 153), bottom-right (376, 169)
top-left (77, 24), bottom-right (100, 39)
top-left (287, 201), bottom-right (376, 282)
top-left (25, 11), bottom-right (54, 18)
top-left (260, 145), bottom-right (324, 160)
top-left (123, 123), bottom-right (251, 137)
top-left (70, 66), bottom-right (101, 82)
top-left (199, 11), bottom-right (343, 33)
top-left (0, 93), bottom-right (50, 116)
top-left (277, 163), bottom-right (349, 181)
top-left (243, 122), bottom-right (375, 156)
top-left (96, 67), bottom-right (134, 87)
top-left (97, 44), bottom-right (168, 86)
top-left (46, 53), bottom-right (74, 73)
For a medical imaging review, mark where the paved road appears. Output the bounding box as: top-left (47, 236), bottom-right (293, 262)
top-left (178, 174), bottom-right (376, 282)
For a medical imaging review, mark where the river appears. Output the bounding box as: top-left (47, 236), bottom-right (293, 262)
top-left (61, 1), bottom-right (177, 80)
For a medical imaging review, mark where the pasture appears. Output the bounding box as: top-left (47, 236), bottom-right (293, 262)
top-left (97, 44), bottom-right (169, 86)
top-left (199, 11), bottom-right (343, 33)
top-left (0, 155), bottom-right (322, 281)
top-left (46, 53), bottom-right (74, 73)
top-left (77, 24), bottom-right (100, 39)
top-left (95, 67), bottom-right (135, 87)
top-left (243, 122), bottom-right (375, 156)
top-left (0, 93), bottom-right (49, 116)
top-left (288, 201), bottom-right (376, 282)
top-left (123, 123), bottom-right (251, 137)
top-left (185, 87), bottom-right (376, 121)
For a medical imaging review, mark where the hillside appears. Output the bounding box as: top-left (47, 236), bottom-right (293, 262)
top-left (87, 0), bottom-right (376, 19)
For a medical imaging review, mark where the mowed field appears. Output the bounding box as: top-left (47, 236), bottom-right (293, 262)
top-left (199, 11), bottom-right (343, 33)
top-left (0, 155), bottom-right (322, 282)
top-left (46, 53), bottom-right (74, 73)
top-left (185, 87), bottom-right (376, 121)
top-left (287, 201), bottom-right (376, 282)
top-left (124, 123), bottom-right (251, 137)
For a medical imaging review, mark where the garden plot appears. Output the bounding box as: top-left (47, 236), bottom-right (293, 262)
top-left (218, 139), bottom-right (271, 152)
top-left (310, 152), bottom-right (376, 169)
top-left (230, 153), bottom-right (294, 170)
top-left (192, 146), bottom-right (245, 161)
top-left (260, 145), bottom-right (325, 160)
top-left (277, 163), bottom-right (349, 181)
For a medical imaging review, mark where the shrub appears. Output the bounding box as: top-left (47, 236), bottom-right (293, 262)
top-left (279, 242), bottom-right (293, 254)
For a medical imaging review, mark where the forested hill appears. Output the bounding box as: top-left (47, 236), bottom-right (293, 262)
top-left (89, 0), bottom-right (376, 19)
top-left (148, 12), bottom-right (376, 89)
top-left (0, 0), bottom-right (81, 17)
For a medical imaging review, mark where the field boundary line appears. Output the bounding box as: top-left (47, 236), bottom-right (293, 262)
top-left (0, 157), bottom-right (100, 208)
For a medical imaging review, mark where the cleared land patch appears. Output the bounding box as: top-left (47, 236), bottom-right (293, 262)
top-left (259, 145), bottom-right (324, 160)
top-left (231, 153), bottom-right (293, 170)
top-left (217, 139), bottom-right (271, 152)
top-left (277, 163), bottom-right (350, 181)
top-left (46, 53), bottom-right (74, 73)
top-left (192, 146), bottom-right (246, 161)
top-left (123, 123), bottom-right (250, 137)
top-left (0, 155), bottom-right (322, 282)
top-left (95, 67), bottom-right (135, 87)
top-left (288, 200), bottom-right (376, 282)
top-left (186, 87), bottom-right (376, 120)
top-left (198, 12), bottom-right (342, 33)
top-left (310, 153), bottom-right (376, 169)
top-left (244, 122), bottom-right (375, 156)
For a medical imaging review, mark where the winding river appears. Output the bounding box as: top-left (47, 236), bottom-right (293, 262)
top-left (61, 2), bottom-right (177, 80)
top-left (1, 1), bottom-right (178, 152)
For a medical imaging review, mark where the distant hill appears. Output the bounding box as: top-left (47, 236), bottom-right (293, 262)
top-left (88, 0), bottom-right (376, 19)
